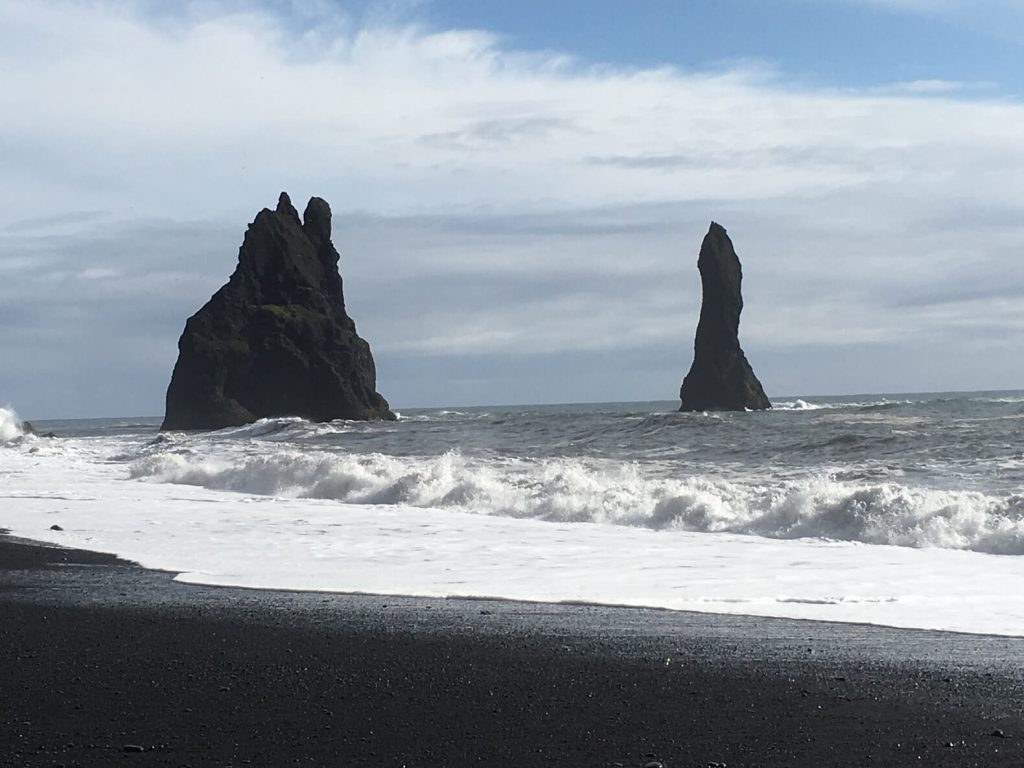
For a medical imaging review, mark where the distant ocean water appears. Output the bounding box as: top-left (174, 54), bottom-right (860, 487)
top-left (3, 391), bottom-right (1024, 635)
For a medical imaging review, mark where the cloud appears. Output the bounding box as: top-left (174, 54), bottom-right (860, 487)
top-left (0, 0), bottom-right (1022, 415)
top-left (867, 79), bottom-right (967, 95)
top-left (4, 0), bottom-right (1023, 221)
top-left (419, 116), bottom-right (578, 151)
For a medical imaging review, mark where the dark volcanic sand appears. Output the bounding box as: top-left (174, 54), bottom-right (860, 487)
top-left (1, 535), bottom-right (1023, 767)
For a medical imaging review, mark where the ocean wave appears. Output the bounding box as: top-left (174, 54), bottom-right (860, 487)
top-left (167, 416), bottom-right (354, 441)
top-left (394, 409), bottom-right (492, 422)
top-left (0, 406), bottom-right (27, 443)
top-left (128, 448), bottom-right (1024, 555)
top-left (852, 399), bottom-right (913, 410)
top-left (772, 398), bottom-right (917, 413)
top-left (773, 399), bottom-right (829, 411)
top-left (210, 416), bottom-right (314, 439)
top-left (393, 413), bottom-right (433, 422)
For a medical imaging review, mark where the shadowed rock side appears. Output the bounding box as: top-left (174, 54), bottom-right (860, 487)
top-left (679, 222), bottom-right (771, 412)
top-left (161, 193), bottom-right (394, 430)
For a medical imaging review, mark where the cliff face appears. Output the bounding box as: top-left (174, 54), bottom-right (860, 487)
top-left (161, 193), bottom-right (394, 430)
top-left (679, 222), bottom-right (771, 412)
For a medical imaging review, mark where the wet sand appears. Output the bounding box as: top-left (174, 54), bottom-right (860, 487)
top-left (1, 534), bottom-right (1022, 767)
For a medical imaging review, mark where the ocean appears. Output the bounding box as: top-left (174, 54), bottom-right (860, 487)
top-left (3, 391), bottom-right (1023, 636)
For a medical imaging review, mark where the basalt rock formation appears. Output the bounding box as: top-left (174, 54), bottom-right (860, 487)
top-left (679, 222), bottom-right (771, 412)
top-left (20, 421), bottom-right (56, 438)
top-left (161, 193), bottom-right (394, 431)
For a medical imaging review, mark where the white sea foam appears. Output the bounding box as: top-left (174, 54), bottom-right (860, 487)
top-left (201, 416), bottom-right (318, 440)
top-left (773, 398), bottom-right (919, 411)
top-left (0, 446), bottom-right (1017, 634)
top-left (773, 399), bottom-right (828, 411)
top-left (127, 448), bottom-right (1024, 555)
top-left (5, 431), bottom-right (1024, 635)
top-left (0, 406), bottom-right (25, 442)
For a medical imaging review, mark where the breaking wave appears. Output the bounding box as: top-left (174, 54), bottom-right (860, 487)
top-left (773, 398), bottom-right (918, 412)
top-left (129, 448), bottom-right (1024, 555)
top-left (773, 399), bottom-right (828, 411)
top-left (213, 416), bottom-right (327, 440)
top-left (0, 406), bottom-right (26, 443)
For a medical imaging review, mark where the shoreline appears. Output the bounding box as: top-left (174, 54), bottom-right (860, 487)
top-left (12, 528), bottom-right (1024, 643)
top-left (2, 535), bottom-right (1024, 766)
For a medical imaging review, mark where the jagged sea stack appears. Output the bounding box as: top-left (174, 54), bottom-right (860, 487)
top-left (161, 193), bottom-right (394, 430)
top-left (679, 222), bottom-right (771, 412)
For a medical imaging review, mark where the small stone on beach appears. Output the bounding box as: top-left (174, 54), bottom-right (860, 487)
top-left (49, 525), bottom-right (63, 531)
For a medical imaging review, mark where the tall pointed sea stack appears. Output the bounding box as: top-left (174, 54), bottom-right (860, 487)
top-left (679, 222), bottom-right (771, 412)
top-left (161, 193), bottom-right (394, 430)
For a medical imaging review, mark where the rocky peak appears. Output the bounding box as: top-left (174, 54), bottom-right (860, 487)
top-left (679, 222), bottom-right (771, 412)
top-left (161, 193), bottom-right (393, 430)
top-left (275, 191), bottom-right (300, 222)
top-left (302, 196), bottom-right (332, 246)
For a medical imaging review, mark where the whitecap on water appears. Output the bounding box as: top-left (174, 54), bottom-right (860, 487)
top-left (0, 405), bottom-right (26, 443)
top-left (124, 444), bottom-right (1024, 555)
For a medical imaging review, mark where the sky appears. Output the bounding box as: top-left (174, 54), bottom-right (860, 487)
top-left (2, 0), bottom-right (1023, 418)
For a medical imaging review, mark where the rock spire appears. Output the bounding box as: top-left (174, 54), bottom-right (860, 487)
top-left (161, 193), bottom-right (394, 430)
top-left (679, 222), bottom-right (771, 412)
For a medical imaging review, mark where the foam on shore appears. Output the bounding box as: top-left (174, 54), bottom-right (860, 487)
top-left (127, 447), bottom-right (1024, 554)
top-left (4, 434), bottom-right (1024, 636)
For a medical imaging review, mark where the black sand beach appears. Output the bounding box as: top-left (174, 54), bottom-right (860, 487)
top-left (2, 534), bottom-right (1023, 767)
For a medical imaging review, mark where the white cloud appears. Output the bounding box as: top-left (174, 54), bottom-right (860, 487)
top-left (869, 79), bottom-right (966, 95)
top-left (3, 0), bottom-right (1023, 222)
top-left (1, 0), bottom-right (1023, 414)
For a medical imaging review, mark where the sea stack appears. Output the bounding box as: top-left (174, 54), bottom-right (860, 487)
top-left (679, 222), bottom-right (771, 412)
top-left (161, 193), bottom-right (394, 430)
